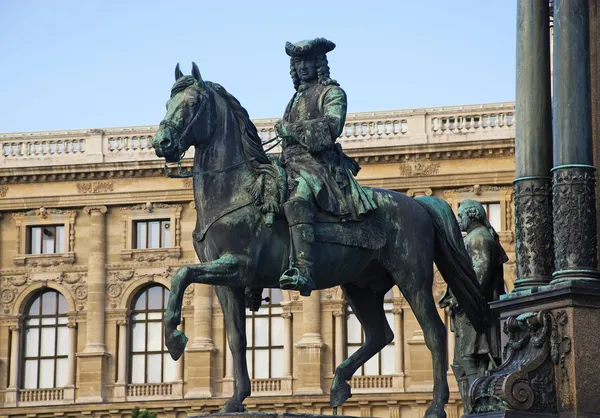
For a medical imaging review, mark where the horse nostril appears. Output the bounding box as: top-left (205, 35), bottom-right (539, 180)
top-left (162, 139), bottom-right (172, 148)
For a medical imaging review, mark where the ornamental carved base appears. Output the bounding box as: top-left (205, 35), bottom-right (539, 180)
top-left (552, 165), bottom-right (600, 282)
top-left (469, 311), bottom-right (558, 414)
top-left (513, 177), bottom-right (553, 289)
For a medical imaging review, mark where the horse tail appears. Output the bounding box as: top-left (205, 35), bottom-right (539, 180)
top-left (414, 195), bottom-right (489, 333)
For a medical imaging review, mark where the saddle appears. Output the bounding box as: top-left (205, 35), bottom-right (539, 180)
top-left (247, 156), bottom-right (385, 251)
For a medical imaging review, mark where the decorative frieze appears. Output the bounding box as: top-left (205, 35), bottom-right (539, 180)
top-left (76, 181), bottom-right (115, 194)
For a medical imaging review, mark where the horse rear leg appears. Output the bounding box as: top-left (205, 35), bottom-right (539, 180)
top-left (394, 270), bottom-right (449, 418)
top-left (215, 285), bottom-right (251, 413)
top-left (331, 282), bottom-right (393, 408)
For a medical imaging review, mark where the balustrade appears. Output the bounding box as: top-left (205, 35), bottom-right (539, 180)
top-left (18, 388), bottom-right (65, 403)
top-left (0, 102), bottom-right (515, 168)
top-left (126, 382), bottom-right (174, 397)
top-left (251, 378), bottom-right (283, 392)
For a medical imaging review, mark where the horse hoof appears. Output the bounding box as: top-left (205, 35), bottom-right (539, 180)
top-left (330, 380), bottom-right (352, 408)
top-left (220, 399), bottom-right (245, 413)
top-left (165, 329), bottom-right (188, 361)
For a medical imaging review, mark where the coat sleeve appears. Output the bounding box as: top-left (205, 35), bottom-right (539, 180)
top-left (301, 86), bottom-right (347, 153)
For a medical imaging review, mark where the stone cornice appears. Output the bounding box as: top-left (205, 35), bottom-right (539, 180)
top-left (0, 138), bottom-right (514, 185)
top-left (0, 170), bottom-right (516, 212)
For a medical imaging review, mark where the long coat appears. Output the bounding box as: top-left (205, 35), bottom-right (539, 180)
top-left (277, 82), bottom-right (377, 219)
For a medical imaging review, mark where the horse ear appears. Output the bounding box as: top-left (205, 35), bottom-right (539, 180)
top-left (175, 63), bottom-right (184, 81)
top-left (191, 62), bottom-right (203, 84)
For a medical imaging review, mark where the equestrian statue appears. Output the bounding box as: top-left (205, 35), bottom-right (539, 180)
top-left (152, 38), bottom-right (489, 418)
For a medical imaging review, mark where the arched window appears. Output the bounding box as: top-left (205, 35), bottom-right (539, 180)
top-left (346, 289), bottom-right (395, 376)
top-left (245, 289), bottom-right (284, 378)
top-left (22, 290), bottom-right (69, 388)
top-left (129, 285), bottom-right (177, 383)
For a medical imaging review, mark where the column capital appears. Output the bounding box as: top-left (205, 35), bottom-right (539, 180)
top-left (332, 307), bottom-right (346, 318)
top-left (83, 205), bottom-right (107, 215)
top-left (8, 323), bottom-right (20, 331)
top-left (392, 306), bottom-right (404, 315)
top-left (67, 321), bottom-right (78, 329)
top-left (282, 311), bottom-right (293, 319)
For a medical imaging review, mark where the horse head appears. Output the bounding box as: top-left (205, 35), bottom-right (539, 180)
top-left (153, 62), bottom-right (215, 163)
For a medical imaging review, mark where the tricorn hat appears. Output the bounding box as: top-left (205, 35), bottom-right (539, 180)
top-left (285, 37), bottom-right (336, 57)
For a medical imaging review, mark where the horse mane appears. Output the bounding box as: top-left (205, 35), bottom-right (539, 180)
top-left (205, 81), bottom-right (270, 165)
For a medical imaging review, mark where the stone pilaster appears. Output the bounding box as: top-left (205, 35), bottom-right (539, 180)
top-left (185, 284), bottom-right (216, 398)
top-left (282, 311), bottom-right (293, 377)
top-left (77, 205), bottom-right (109, 403)
top-left (114, 318), bottom-right (128, 400)
top-left (295, 291), bottom-right (324, 395)
top-left (551, 0), bottom-right (600, 284)
top-left (392, 303), bottom-right (406, 391)
top-left (5, 323), bottom-right (20, 406)
top-left (332, 307), bottom-right (345, 375)
top-left (63, 319), bottom-right (77, 402)
top-left (512, 0), bottom-right (554, 291)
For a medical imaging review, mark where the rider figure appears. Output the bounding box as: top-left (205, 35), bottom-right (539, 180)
top-left (275, 38), bottom-right (377, 297)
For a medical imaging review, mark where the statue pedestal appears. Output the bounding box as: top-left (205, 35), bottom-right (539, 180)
top-left (467, 281), bottom-right (600, 417)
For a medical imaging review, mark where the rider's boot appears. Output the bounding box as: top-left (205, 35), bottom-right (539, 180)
top-left (279, 199), bottom-right (317, 297)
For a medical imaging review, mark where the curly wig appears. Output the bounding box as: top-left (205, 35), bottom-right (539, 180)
top-left (289, 54), bottom-right (339, 91)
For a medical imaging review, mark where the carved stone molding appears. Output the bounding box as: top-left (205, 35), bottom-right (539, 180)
top-left (513, 177), bottom-right (554, 289)
top-left (76, 181), bottom-right (114, 194)
top-left (470, 311), bottom-right (558, 414)
top-left (0, 272), bottom-right (87, 313)
top-left (406, 188), bottom-right (433, 197)
top-left (83, 205), bottom-right (108, 215)
top-left (443, 184), bottom-right (513, 196)
top-left (398, 161), bottom-right (440, 177)
top-left (106, 267), bottom-right (174, 309)
top-left (551, 165), bottom-right (600, 282)
top-left (0, 185), bottom-right (8, 197)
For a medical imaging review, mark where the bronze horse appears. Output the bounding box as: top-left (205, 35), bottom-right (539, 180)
top-left (152, 63), bottom-right (488, 418)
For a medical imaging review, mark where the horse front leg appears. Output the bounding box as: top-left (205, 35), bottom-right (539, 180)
top-left (215, 286), bottom-right (251, 412)
top-left (164, 254), bottom-right (247, 360)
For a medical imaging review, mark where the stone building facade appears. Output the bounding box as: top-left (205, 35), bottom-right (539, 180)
top-left (0, 101), bottom-right (516, 418)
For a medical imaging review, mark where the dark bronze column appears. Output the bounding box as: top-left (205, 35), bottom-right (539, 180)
top-left (513, 0), bottom-right (554, 291)
top-left (551, 0), bottom-right (600, 284)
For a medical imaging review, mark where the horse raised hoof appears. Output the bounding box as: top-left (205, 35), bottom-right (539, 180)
top-left (330, 378), bottom-right (352, 408)
top-left (165, 329), bottom-right (188, 361)
top-left (220, 398), bottom-right (245, 413)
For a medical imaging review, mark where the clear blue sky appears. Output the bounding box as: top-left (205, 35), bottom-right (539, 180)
top-left (0, 0), bottom-right (517, 133)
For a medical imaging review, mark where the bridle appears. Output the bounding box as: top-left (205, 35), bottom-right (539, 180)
top-left (161, 85), bottom-right (282, 179)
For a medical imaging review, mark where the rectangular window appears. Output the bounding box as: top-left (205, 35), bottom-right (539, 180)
top-left (26, 225), bottom-right (65, 255)
top-left (133, 219), bottom-right (171, 249)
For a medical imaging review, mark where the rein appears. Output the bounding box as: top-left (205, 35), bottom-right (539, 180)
top-left (164, 134), bottom-right (283, 179)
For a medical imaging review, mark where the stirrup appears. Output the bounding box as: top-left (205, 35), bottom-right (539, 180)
top-left (280, 267), bottom-right (315, 297)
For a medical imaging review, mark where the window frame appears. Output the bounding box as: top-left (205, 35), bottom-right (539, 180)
top-left (128, 285), bottom-right (177, 384)
top-left (12, 208), bottom-right (76, 266)
top-left (119, 203), bottom-right (182, 261)
top-left (20, 290), bottom-right (69, 389)
top-left (346, 290), bottom-right (395, 376)
top-left (26, 224), bottom-right (66, 255)
top-left (132, 219), bottom-right (171, 250)
top-left (244, 289), bottom-right (284, 379)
